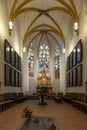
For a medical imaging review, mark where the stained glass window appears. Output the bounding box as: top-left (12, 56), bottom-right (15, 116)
top-left (28, 49), bottom-right (34, 77)
top-left (38, 43), bottom-right (50, 76)
top-left (54, 45), bottom-right (60, 78)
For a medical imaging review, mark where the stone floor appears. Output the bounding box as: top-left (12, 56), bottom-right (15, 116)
top-left (0, 100), bottom-right (87, 130)
top-left (20, 117), bottom-right (55, 130)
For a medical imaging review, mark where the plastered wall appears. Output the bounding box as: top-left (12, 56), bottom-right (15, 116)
top-left (0, 0), bottom-right (22, 93)
top-left (65, 0), bottom-right (87, 93)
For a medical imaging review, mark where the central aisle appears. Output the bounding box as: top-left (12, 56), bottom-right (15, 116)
top-left (0, 100), bottom-right (87, 130)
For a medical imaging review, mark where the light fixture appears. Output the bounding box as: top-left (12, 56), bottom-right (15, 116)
top-left (73, 22), bottom-right (79, 32)
top-left (62, 48), bottom-right (65, 54)
top-left (8, 21), bottom-right (13, 31)
top-left (23, 47), bottom-right (26, 53)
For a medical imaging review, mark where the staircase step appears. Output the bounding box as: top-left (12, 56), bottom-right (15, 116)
top-left (27, 93), bottom-right (56, 100)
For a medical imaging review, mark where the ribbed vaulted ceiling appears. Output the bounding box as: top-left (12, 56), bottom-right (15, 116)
top-left (8, 0), bottom-right (80, 51)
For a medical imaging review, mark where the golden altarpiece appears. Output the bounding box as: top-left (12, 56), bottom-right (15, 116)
top-left (38, 70), bottom-right (51, 86)
top-left (36, 70), bottom-right (52, 93)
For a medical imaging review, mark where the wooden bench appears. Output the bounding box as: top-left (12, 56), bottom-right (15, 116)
top-left (0, 93), bottom-right (27, 112)
top-left (63, 93), bottom-right (78, 103)
top-left (63, 93), bottom-right (87, 113)
top-left (72, 94), bottom-right (87, 112)
top-left (54, 92), bottom-right (63, 103)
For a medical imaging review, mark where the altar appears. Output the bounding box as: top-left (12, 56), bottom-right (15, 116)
top-left (37, 70), bottom-right (51, 89)
top-left (36, 87), bottom-right (52, 93)
top-left (37, 70), bottom-right (52, 104)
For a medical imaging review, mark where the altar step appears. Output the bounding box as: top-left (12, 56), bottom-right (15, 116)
top-left (27, 93), bottom-right (56, 100)
top-left (27, 94), bottom-right (39, 100)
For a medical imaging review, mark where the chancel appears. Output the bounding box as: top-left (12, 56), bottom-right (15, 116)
top-left (0, 1), bottom-right (87, 130)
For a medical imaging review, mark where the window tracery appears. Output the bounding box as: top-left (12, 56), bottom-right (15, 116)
top-left (38, 43), bottom-right (50, 77)
top-left (28, 49), bottom-right (34, 77)
top-left (54, 45), bottom-right (60, 78)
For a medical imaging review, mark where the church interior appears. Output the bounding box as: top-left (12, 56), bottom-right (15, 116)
top-left (0, 0), bottom-right (87, 130)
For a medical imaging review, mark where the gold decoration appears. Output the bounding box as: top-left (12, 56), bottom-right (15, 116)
top-left (37, 70), bottom-right (51, 87)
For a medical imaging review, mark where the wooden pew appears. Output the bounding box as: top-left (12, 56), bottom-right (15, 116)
top-left (54, 92), bottom-right (63, 103)
top-left (0, 93), bottom-right (27, 112)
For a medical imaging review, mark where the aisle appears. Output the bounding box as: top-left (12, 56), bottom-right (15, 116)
top-left (0, 100), bottom-right (87, 130)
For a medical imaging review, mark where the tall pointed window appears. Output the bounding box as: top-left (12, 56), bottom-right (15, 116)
top-left (38, 43), bottom-right (50, 76)
top-left (28, 49), bottom-right (34, 77)
top-left (54, 45), bottom-right (60, 78)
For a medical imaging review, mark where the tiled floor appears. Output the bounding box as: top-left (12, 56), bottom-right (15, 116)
top-left (0, 100), bottom-right (87, 130)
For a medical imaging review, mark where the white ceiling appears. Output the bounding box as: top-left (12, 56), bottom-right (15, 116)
top-left (8, 0), bottom-right (81, 51)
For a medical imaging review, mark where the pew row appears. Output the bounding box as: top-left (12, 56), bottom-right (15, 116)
top-left (0, 93), bottom-right (27, 112)
top-left (63, 93), bottom-right (87, 113)
top-left (54, 92), bottom-right (63, 103)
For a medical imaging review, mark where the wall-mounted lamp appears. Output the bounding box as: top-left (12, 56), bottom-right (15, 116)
top-left (62, 48), bottom-right (66, 54)
top-left (23, 47), bottom-right (26, 53)
top-left (73, 22), bottom-right (79, 32)
top-left (8, 21), bottom-right (13, 35)
top-left (8, 21), bottom-right (13, 31)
